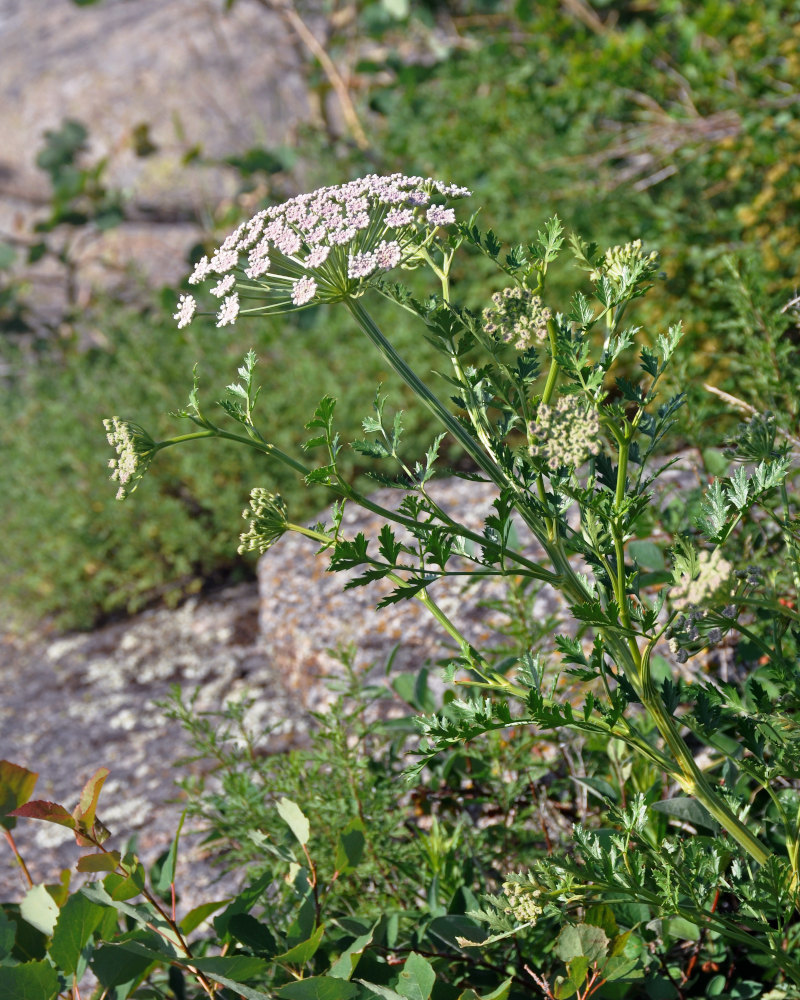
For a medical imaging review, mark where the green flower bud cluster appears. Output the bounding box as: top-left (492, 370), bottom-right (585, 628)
top-left (103, 417), bottom-right (157, 500)
top-left (238, 488), bottom-right (289, 555)
top-left (590, 239), bottom-right (658, 289)
top-left (502, 877), bottom-right (544, 925)
top-left (529, 395), bottom-right (601, 471)
top-left (482, 286), bottom-right (551, 351)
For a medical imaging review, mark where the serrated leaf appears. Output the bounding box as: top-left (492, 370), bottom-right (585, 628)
top-left (0, 959), bottom-right (60, 999)
top-left (727, 465), bottom-right (750, 510)
top-left (555, 924), bottom-right (609, 964)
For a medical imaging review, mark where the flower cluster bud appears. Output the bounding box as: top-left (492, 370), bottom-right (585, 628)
top-left (103, 417), bottom-right (158, 500)
top-left (502, 878), bottom-right (544, 925)
top-left (590, 239), bottom-right (659, 290)
top-left (238, 488), bottom-right (289, 555)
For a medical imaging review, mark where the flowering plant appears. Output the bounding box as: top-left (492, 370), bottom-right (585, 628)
top-left (106, 174), bottom-right (800, 990)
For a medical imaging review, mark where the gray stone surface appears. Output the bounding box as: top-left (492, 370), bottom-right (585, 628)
top-left (0, 0), bottom-right (310, 316)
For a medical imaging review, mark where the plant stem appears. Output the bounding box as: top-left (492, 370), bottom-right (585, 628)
top-left (2, 827), bottom-right (34, 889)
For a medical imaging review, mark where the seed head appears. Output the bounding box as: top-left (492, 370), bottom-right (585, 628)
top-left (529, 395), bottom-right (601, 470)
top-left (483, 286), bottom-right (551, 351)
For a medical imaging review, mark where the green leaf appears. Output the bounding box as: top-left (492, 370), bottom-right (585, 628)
top-left (76, 852), bottom-right (121, 873)
top-left (650, 797), bottom-right (718, 832)
top-left (328, 926), bottom-right (375, 980)
top-left (601, 955), bottom-right (643, 982)
top-left (428, 915), bottom-right (487, 951)
top-left (456, 980), bottom-right (512, 1000)
top-left (276, 798), bottom-right (310, 847)
top-left (273, 924), bottom-right (325, 965)
top-left (20, 886), bottom-right (59, 937)
top-left (180, 899), bottom-right (229, 935)
top-left (152, 812), bottom-right (185, 893)
top-left (228, 914), bottom-right (279, 958)
top-left (49, 891), bottom-right (106, 975)
top-left (397, 952), bottom-right (436, 1000)
top-left (0, 241), bottom-right (16, 269)
top-left (0, 907), bottom-right (16, 960)
top-left (192, 955), bottom-right (269, 982)
top-left (572, 776), bottom-right (618, 804)
top-left (335, 818), bottom-right (366, 874)
top-left (277, 977), bottom-right (360, 999)
top-left (187, 973), bottom-right (273, 1000)
top-left (359, 983), bottom-right (405, 1000)
top-left (584, 904), bottom-right (618, 941)
top-left (566, 955), bottom-right (590, 986)
top-left (553, 978), bottom-right (578, 1000)
top-left (628, 540), bottom-right (665, 571)
top-left (0, 960), bottom-right (60, 1000)
top-left (92, 936), bottom-right (158, 991)
top-left (80, 884), bottom-right (175, 941)
top-left (554, 924), bottom-right (609, 964)
top-left (0, 762), bottom-right (37, 830)
top-left (648, 916), bottom-right (700, 943)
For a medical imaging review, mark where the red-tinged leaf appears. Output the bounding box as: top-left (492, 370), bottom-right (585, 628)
top-left (77, 852), bottom-right (121, 873)
top-left (0, 761), bottom-right (38, 830)
top-left (73, 767), bottom-right (110, 833)
top-left (10, 800), bottom-right (76, 829)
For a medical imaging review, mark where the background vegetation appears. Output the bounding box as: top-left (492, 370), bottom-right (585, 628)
top-left (3, 4), bottom-right (800, 999)
top-left (2, 0), bottom-right (798, 630)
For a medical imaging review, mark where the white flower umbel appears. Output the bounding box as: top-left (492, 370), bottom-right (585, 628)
top-left (174, 174), bottom-right (471, 327)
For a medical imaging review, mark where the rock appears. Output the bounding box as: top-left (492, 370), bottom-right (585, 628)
top-left (0, 0), bottom-right (311, 318)
top-left (257, 476), bottom-right (564, 711)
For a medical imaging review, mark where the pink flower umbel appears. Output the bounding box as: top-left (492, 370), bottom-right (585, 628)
top-left (174, 173), bottom-right (470, 329)
top-left (291, 275), bottom-right (317, 306)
